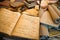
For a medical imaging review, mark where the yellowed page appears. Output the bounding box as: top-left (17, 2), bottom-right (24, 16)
top-left (0, 8), bottom-right (21, 35)
top-left (22, 9), bottom-right (38, 16)
top-left (12, 14), bottom-right (39, 39)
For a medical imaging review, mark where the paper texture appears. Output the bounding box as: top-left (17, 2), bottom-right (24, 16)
top-left (12, 14), bottom-right (39, 39)
top-left (0, 8), bottom-right (20, 35)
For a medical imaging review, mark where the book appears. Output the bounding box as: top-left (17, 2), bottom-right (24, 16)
top-left (40, 11), bottom-right (59, 28)
top-left (0, 8), bottom-right (39, 39)
top-left (48, 5), bottom-right (60, 24)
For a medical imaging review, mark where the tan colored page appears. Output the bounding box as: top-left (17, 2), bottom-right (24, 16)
top-left (12, 14), bottom-right (39, 39)
top-left (40, 11), bottom-right (58, 28)
top-left (22, 9), bottom-right (38, 16)
top-left (0, 8), bottom-right (20, 35)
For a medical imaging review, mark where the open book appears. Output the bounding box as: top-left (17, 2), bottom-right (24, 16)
top-left (0, 8), bottom-right (39, 39)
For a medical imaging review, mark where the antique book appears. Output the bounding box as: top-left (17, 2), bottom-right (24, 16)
top-left (51, 4), bottom-right (60, 16)
top-left (0, 8), bottom-right (39, 39)
top-left (48, 5), bottom-right (60, 24)
top-left (40, 11), bottom-right (59, 28)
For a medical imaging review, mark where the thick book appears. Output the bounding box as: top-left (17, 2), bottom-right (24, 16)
top-left (0, 8), bottom-right (39, 40)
